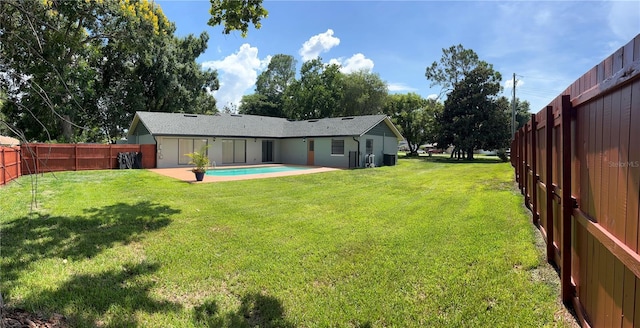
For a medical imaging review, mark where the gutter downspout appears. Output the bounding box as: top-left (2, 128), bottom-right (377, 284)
top-left (353, 137), bottom-right (360, 168)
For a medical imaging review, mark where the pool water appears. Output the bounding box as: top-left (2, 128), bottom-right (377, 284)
top-left (205, 165), bottom-right (311, 176)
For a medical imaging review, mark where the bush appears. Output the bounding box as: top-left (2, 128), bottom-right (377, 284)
top-left (497, 149), bottom-right (509, 162)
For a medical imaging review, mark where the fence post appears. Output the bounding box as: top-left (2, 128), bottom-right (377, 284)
top-left (560, 94), bottom-right (574, 304)
top-left (519, 129), bottom-right (525, 192)
top-left (75, 144), bottom-right (78, 171)
top-left (1, 147), bottom-right (5, 185)
top-left (35, 144), bottom-right (40, 174)
top-left (531, 113), bottom-right (538, 225)
top-left (524, 124), bottom-right (529, 205)
top-left (545, 106), bottom-right (555, 263)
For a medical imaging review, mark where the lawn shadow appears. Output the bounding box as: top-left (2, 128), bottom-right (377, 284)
top-left (23, 261), bottom-right (182, 327)
top-left (193, 293), bottom-right (294, 328)
top-left (1, 201), bottom-right (179, 303)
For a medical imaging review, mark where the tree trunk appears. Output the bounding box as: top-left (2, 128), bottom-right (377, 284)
top-left (467, 148), bottom-right (474, 160)
top-left (61, 114), bottom-right (73, 142)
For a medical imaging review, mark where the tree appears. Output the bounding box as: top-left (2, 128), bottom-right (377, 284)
top-left (0, 0), bottom-right (219, 143)
top-left (283, 58), bottom-right (343, 120)
top-left (238, 93), bottom-right (281, 117)
top-left (513, 97), bottom-right (532, 130)
top-left (208, 0), bottom-right (268, 37)
top-left (437, 62), bottom-right (510, 160)
top-left (256, 54), bottom-right (296, 101)
top-left (338, 70), bottom-right (388, 117)
top-left (1, 0), bottom-right (267, 143)
top-left (246, 54), bottom-right (296, 117)
top-left (384, 93), bottom-right (441, 154)
top-left (425, 44), bottom-right (481, 98)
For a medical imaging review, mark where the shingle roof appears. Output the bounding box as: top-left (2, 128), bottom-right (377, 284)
top-left (129, 112), bottom-right (403, 139)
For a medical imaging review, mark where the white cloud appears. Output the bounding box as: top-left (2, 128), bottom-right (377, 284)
top-left (330, 53), bottom-right (374, 74)
top-left (608, 1), bottom-right (640, 41)
top-left (387, 83), bottom-right (418, 92)
top-left (299, 29), bottom-right (341, 61)
top-left (202, 44), bottom-right (271, 109)
top-left (504, 78), bottom-right (524, 89)
top-left (427, 94), bottom-right (439, 101)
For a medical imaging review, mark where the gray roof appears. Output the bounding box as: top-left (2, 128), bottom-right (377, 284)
top-left (129, 112), bottom-right (403, 139)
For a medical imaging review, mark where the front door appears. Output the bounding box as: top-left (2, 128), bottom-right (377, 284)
top-left (306, 139), bottom-right (314, 165)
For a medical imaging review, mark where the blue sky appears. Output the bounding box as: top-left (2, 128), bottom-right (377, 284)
top-left (156, 0), bottom-right (639, 113)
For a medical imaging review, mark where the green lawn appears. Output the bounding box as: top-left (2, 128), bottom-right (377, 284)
top-left (1, 157), bottom-right (572, 327)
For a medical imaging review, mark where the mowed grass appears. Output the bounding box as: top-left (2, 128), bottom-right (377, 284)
top-left (0, 157), bottom-right (572, 327)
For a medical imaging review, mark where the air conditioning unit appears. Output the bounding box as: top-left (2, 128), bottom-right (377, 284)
top-left (365, 154), bottom-right (375, 168)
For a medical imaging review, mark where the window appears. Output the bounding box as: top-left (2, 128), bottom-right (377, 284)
top-left (331, 139), bottom-right (344, 155)
top-left (366, 139), bottom-right (373, 154)
top-left (178, 138), bottom-right (208, 165)
top-left (222, 139), bottom-right (246, 164)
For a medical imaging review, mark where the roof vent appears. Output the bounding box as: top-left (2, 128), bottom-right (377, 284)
top-left (183, 114), bottom-right (198, 117)
top-left (341, 117), bottom-right (354, 120)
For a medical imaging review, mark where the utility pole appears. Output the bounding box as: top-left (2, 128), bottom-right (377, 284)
top-left (511, 73), bottom-right (517, 138)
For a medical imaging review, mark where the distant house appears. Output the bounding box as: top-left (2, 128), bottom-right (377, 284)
top-left (0, 135), bottom-right (20, 146)
top-left (127, 112), bottom-right (403, 169)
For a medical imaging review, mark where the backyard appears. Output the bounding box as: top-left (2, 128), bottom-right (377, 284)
top-left (0, 156), bottom-right (575, 327)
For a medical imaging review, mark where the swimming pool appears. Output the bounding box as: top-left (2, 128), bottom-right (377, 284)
top-left (205, 165), bottom-right (312, 177)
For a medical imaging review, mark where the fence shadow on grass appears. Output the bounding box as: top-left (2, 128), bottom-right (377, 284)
top-left (193, 293), bottom-right (294, 328)
top-left (401, 154), bottom-right (506, 165)
top-left (1, 201), bottom-right (180, 320)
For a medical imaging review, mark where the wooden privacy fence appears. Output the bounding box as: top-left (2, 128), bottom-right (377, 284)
top-left (20, 143), bottom-right (156, 174)
top-left (0, 146), bottom-right (21, 186)
top-left (511, 34), bottom-right (640, 327)
top-left (0, 143), bottom-right (156, 186)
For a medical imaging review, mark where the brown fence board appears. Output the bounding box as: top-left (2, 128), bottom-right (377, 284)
top-left (621, 268), bottom-right (635, 328)
top-left (631, 81), bottom-right (640, 253)
top-left (20, 143), bottom-right (156, 174)
top-left (633, 276), bottom-right (639, 328)
top-left (613, 259), bottom-right (624, 327)
top-left (618, 84), bottom-right (632, 249)
top-left (512, 34), bottom-right (640, 327)
top-left (0, 146), bottom-right (21, 186)
top-left (609, 90), bottom-right (622, 240)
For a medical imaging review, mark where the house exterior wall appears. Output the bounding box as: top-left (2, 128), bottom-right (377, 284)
top-left (155, 136), bottom-right (284, 168)
top-left (128, 123), bottom-right (155, 144)
top-left (280, 138), bottom-right (307, 165)
top-left (358, 133), bottom-right (398, 167)
top-left (146, 120), bottom-right (400, 169)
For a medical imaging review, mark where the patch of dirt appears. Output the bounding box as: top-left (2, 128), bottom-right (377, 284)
top-left (2, 307), bottom-right (67, 328)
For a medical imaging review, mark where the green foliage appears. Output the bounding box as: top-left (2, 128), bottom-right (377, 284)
top-left (384, 93), bottom-right (441, 154)
top-left (425, 44), bottom-right (481, 96)
top-left (438, 62), bottom-right (510, 159)
top-left (186, 145), bottom-right (211, 172)
top-left (255, 54), bottom-right (297, 101)
top-left (241, 54), bottom-right (296, 117)
top-left (208, 0), bottom-right (268, 37)
top-left (497, 149), bottom-right (509, 162)
top-left (283, 58), bottom-right (343, 120)
top-left (238, 93), bottom-right (282, 117)
top-left (0, 162), bottom-right (572, 326)
top-left (1, 0), bottom-right (267, 143)
top-left (514, 98), bottom-right (532, 130)
top-left (337, 70), bottom-right (388, 117)
top-left (281, 58), bottom-right (389, 120)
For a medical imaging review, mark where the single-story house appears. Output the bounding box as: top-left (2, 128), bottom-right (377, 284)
top-left (126, 112), bottom-right (404, 169)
